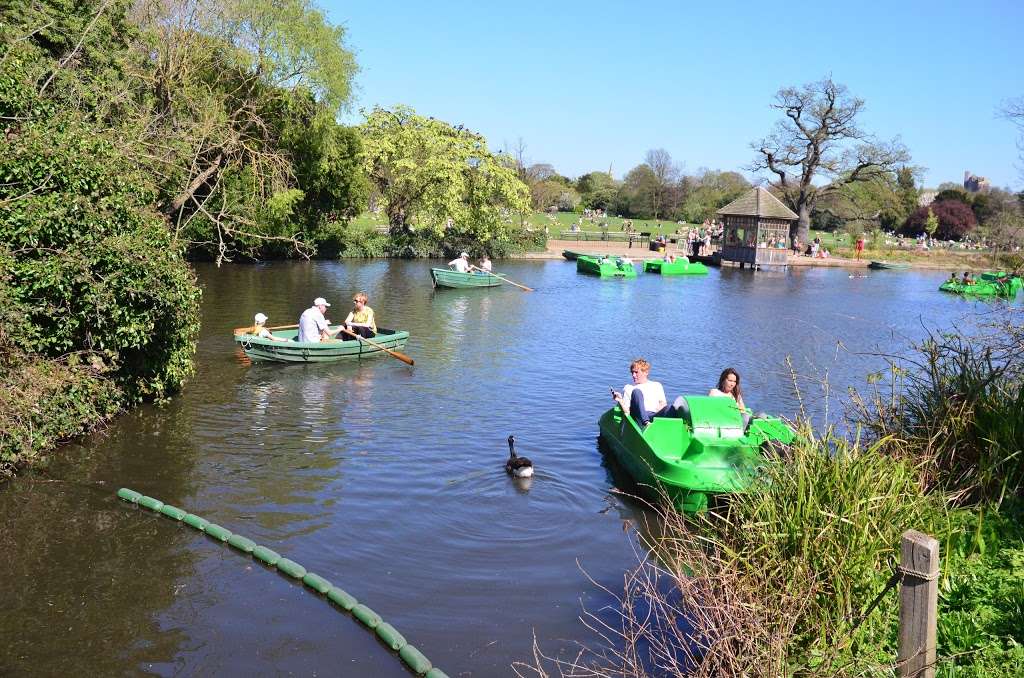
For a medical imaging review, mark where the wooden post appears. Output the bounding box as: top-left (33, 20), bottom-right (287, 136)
top-left (897, 530), bottom-right (939, 678)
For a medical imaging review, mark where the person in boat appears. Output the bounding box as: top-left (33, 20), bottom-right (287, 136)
top-left (473, 255), bottom-right (493, 274)
top-left (448, 252), bottom-right (471, 273)
top-left (962, 271), bottom-right (976, 286)
top-left (343, 291), bottom-right (377, 339)
top-left (611, 358), bottom-right (684, 428)
top-left (599, 255), bottom-right (612, 265)
top-left (298, 297), bottom-right (342, 343)
top-left (618, 256), bottom-right (633, 267)
top-left (664, 252), bottom-right (676, 263)
top-left (947, 271), bottom-right (959, 284)
top-left (250, 313), bottom-right (291, 342)
top-left (709, 367), bottom-right (746, 412)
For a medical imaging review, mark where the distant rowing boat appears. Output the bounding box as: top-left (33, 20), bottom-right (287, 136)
top-left (562, 249), bottom-right (599, 261)
top-left (430, 268), bottom-right (503, 289)
top-left (867, 261), bottom-right (911, 270)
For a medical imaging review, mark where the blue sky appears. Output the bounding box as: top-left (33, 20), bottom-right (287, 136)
top-left (327, 0), bottom-right (1024, 190)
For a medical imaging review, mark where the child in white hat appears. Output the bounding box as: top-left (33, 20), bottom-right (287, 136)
top-left (252, 313), bottom-right (291, 342)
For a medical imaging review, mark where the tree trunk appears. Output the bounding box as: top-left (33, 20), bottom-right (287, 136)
top-left (796, 202), bottom-right (811, 244)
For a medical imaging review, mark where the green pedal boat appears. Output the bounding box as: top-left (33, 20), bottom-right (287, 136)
top-left (576, 255), bottom-right (637, 278)
top-left (431, 267), bottom-right (503, 289)
top-left (939, 272), bottom-right (1022, 298)
top-left (234, 327), bottom-right (410, 363)
top-left (643, 258), bottom-right (709, 275)
top-left (598, 396), bottom-right (795, 513)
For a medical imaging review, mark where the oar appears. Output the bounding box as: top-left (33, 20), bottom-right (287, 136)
top-left (337, 326), bottom-right (414, 366)
top-left (471, 266), bottom-right (533, 292)
top-left (233, 323), bottom-right (297, 336)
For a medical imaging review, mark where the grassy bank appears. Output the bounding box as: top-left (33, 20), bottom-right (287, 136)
top-left (521, 316), bottom-right (1024, 677)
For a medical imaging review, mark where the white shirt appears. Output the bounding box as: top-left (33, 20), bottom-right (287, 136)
top-left (623, 380), bottom-right (667, 415)
top-left (449, 257), bottom-right (470, 273)
top-left (298, 306), bottom-right (329, 343)
top-left (479, 260), bottom-right (492, 272)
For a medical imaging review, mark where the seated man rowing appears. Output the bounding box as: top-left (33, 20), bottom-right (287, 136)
top-left (297, 297), bottom-right (343, 343)
top-left (611, 358), bottom-right (684, 428)
top-left (448, 252), bottom-right (471, 273)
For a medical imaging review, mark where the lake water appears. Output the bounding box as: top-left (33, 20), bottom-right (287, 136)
top-left (0, 259), bottom-right (1009, 676)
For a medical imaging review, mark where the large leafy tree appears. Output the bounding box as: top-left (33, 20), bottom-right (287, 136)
top-left (359, 106), bottom-right (529, 253)
top-left (750, 77), bottom-right (910, 242)
top-left (680, 169), bottom-right (750, 223)
top-left (902, 200), bottom-right (977, 240)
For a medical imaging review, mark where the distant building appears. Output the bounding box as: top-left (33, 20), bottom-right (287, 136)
top-left (918, 190), bottom-right (938, 207)
top-left (964, 171), bottom-right (991, 193)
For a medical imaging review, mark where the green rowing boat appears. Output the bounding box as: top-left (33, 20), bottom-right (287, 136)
top-left (576, 255), bottom-right (637, 278)
top-left (868, 261), bottom-right (911, 270)
top-left (234, 327), bottom-right (410, 363)
top-left (643, 258), bottom-right (709, 275)
top-left (431, 267), bottom-right (503, 289)
top-left (939, 272), bottom-right (1022, 298)
top-left (562, 249), bottom-right (600, 261)
top-left (598, 396), bottom-right (795, 513)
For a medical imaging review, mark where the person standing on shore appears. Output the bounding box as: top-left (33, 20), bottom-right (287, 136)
top-left (855, 234), bottom-right (865, 260)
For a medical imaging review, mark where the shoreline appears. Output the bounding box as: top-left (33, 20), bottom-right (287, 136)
top-left (512, 239), bottom-right (999, 271)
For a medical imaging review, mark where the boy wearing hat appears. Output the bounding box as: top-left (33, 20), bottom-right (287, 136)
top-left (252, 312), bottom-right (291, 342)
top-left (298, 297), bottom-right (342, 343)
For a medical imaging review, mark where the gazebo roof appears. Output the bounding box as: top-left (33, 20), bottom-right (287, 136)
top-left (717, 187), bottom-right (798, 221)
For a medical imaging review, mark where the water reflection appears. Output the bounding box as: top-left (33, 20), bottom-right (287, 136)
top-left (0, 259), bottom-right (1007, 675)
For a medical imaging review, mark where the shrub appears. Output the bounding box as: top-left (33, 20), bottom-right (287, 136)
top-left (902, 200), bottom-right (977, 240)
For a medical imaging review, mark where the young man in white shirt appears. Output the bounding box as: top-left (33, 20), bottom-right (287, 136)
top-left (611, 358), bottom-right (683, 427)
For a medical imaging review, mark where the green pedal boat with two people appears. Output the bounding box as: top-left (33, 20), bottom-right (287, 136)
top-left (576, 255), bottom-right (637, 278)
top-left (234, 327), bottom-right (410, 363)
top-left (939, 271), bottom-right (1022, 298)
top-left (598, 395), bottom-right (795, 513)
top-left (643, 258), bottom-right (709, 275)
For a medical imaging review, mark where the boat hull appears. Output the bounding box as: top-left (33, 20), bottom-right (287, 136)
top-left (643, 258), bottom-right (709, 275)
top-left (430, 268), bottom-right (503, 288)
top-left (597, 396), bottom-right (794, 513)
top-left (868, 261), bottom-right (911, 270)
top-left (234, 328), bottom-right (410, 363)
top-left (562, 249), bottom-right (600, 261)
top-left (576, 255), bottom-right (637, 278)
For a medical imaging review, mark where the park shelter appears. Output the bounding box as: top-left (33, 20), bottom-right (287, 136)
top-left (717, 187), bottom-right (798, 268)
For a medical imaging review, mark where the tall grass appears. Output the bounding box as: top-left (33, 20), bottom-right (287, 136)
top-left (850, 319), bottom-right (1024, 505)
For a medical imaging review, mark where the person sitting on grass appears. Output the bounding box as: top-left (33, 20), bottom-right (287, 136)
top-left (611, 358), bottom-right (685, 428)
top-left (343, 291), bottom-right (376, 339)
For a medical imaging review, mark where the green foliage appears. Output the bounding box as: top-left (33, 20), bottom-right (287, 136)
top-left (359, 105), bottom-right (531, 256)
top-left (576, 171), bottom-right (618, 210)
top-left (681, 170), bottom-right (751, 223)
top-left (925, 208), bottom-right (940, 237)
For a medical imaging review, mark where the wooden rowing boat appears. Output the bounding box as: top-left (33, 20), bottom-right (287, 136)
top-left (430, 267), bottom-right (503, 289)
top-left (562, 249), bottom-right (600, 261)
top-left (867, 261), bottom-right (911, 270)
top-left (233, 327), bottom-right (410, 363)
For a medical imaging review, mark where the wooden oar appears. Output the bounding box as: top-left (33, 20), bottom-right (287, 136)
top-left (337, 326), bottom-right (414, 366)
top-left (471, 266), bottom-right (533, 292)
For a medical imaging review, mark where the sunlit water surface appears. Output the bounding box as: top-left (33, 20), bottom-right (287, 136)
top-left (1, 259), bottom-right (1011, 675)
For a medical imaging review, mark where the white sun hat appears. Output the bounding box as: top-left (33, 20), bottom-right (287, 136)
top-left (313, 297), bottom-right (331, 307)
top-left (254, 312), bottom-right (268, 323)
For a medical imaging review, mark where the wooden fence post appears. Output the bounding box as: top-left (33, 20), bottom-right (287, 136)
top-left (897, 530), bottom-right (939, 678)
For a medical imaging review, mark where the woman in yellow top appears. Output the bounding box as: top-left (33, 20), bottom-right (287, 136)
top-left (343, 291), bottom-right (377, 338)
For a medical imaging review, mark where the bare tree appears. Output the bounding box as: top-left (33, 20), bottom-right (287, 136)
top-left (643, 148), bottom-right (679, 220)
top-left (749, 77), bottom-right (910, 242)
top-left (1001, 96), bottom-right (1024, 181)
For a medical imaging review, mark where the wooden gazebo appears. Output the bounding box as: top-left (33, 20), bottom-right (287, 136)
top-left (717, 187), bottom-right (798, 269)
